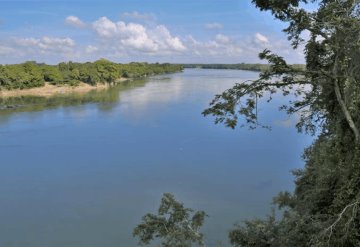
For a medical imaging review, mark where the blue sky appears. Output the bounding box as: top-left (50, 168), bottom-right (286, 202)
top-left (0, 0), bottom-right (309, 64)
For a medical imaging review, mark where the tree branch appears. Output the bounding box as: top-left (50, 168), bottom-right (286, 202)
top-left (332, 55), bottom-right (360, 142)
top-left (322, 200), bottom-right (359, 246)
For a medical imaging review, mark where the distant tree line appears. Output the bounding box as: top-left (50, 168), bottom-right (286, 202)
top-left (0, 59), bottom-right (183, 90)
top-left (182, 63), bottom-right (305, 72)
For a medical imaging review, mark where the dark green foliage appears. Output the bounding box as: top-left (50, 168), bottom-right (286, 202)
top-left (133, 193), bottom-right (207, 247)
top-left (201, 0), bottom-right (360, 246)
top-left (42, 65), bottom-right (64, 83)
top-left (0, 60), bottom-right (183, 90)
top-left (94, 59), bottom-right (119, 84)
top-left (229, 211), bottom-right (279, 247)
top-left (0, 62), bottom-right (45, 89)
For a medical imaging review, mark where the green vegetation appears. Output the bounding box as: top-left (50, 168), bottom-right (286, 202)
top-left (133, 193), bottom-right (206, 247)
top-left (0, 60), bottom-right (183, 90)
top-left (0, 79), bottom-right (147, 114)
top-left (136, 0), bottom-right (360, 246)
top-left (182, 63), bottom-right (305, 72)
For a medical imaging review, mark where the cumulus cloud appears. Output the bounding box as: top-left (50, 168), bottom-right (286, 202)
top-left (180, 31), bottom-right (306, 64)
top-left (151, 25), bottom-right (186, 52)
top-left (205, 22), bottom-right (223, 30)
top-left (92, 16), bottom-right (118, 38)
top-left (0, 13), bottom-right (305, 64)
top-left (91, 16), bottom-right (186, 54)
top-left (13, 36), bottom-right (75, 54)
top-left (65, 15), bottom-right (86, 28)
top-left (186, 34), bottom-right (242, 57)
top-left (0, 36), bottom-right (78, 63)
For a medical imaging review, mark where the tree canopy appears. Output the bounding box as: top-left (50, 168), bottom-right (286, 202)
top-left (0, 60), bottom-right (183, 90)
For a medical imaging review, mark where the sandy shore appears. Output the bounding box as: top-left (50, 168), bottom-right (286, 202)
top-left (0, 79), bottom-right (128, 98)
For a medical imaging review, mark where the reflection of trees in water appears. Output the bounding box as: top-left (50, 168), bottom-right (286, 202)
top-left (0, 79), bottom-right (147, 121)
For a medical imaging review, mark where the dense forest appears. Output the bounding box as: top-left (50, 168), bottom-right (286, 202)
top-left (134, 0), bottom-right (360, 246)
top-left (182, 63), bottom-right (305, 72)
top-left (0, 60), bottom-right (183, 90)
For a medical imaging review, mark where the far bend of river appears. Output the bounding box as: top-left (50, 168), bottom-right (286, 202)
top-left (0, 69), bottom-right (312, 247)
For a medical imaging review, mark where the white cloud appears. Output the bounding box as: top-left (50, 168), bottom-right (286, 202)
top-left (13, 36), bottom-right (75, 54)
top-left (0, 13), bottom-right (305, 64)
top-left (92, 17), bottom-right (117, 38)
top-left (0, 36), bottom-right (78, 63)
top-left (91, 17), bottom-right (186, 54)
top-left (255, 33), bottom-right (269, 44)
top-left (180, 31), bottom-right (306, 64)
top-left (65, 16), bottom-right (86, 28)
top-left (122, 11), bottom-right (155, 21)
top-left (151, 25), bottom-right (186, 52)
top-left (215, 34), bottom-right (231, 44)
top-left (205, 22), bottom-right (223, 30)
top-left (186, 35), bottom-right (242, 58)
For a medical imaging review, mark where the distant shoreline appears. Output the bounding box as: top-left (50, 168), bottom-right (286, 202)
top-left (181, 63), bottom-right (305, 72)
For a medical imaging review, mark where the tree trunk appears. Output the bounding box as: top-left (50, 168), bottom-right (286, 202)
top-left (334, 79), bottom-right (360, 142)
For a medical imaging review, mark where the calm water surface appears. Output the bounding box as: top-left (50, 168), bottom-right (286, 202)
top-left (0, 69), bottom-right (312, 247)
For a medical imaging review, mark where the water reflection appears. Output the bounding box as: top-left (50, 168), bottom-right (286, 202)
top-left (0, 79), bottom-right (147, 125)
top-left (117, 70), bottom-right (258, 122)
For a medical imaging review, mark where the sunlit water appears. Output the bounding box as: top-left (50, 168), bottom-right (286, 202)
top-left (0, 69), bottom-right (312, 247)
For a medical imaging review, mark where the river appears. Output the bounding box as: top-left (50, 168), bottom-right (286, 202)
top-left (0, 69), bottom-right (312, 247)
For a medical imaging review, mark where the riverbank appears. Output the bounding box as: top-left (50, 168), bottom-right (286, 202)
top-left (0, 60), bottom-right (183, 92)
top-left (0, 82), bottom-right (108, 98)
top-left (0, 78), bottom-right (131, 98)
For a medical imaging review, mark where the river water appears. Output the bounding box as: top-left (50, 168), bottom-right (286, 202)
top-left (0, 69), bottom-right (311, 247)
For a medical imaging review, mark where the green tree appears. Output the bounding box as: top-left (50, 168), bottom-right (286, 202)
top-left (133, 193), bottom-right (207, 247)
top-left (42, 65), bottom-right (63, 83)
top-left (94, 59), bottom-right (119, 84)
top-left (203, 0), bottom-right (360, 140)
top-left (21, 61), bottom-right (45, 88)
top-left (0, 62), bottom-right (44, 89)
top-left (202, 0), bottom-right (360, 246)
